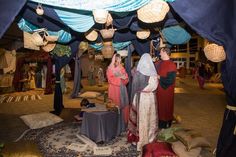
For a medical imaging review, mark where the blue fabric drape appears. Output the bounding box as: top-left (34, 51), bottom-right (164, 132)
top-left (162, 25), bottom-right (191, 45)
top-left (70, 53), bottom-right (82, 99)
top-left (53, 40), bottom-right (80, 114)
top-left (125, 45), bottom-right (133, 101)
top-left (18, 18), bottom-right (72, 43)
top-left (0, 0), bottom-right (26, 38)
top-left (89, 41), bottom-right (131, 51)
top-left (54, 8), bottom-right (94, 33)
top-left (131, 39), bottom-right (150, 56)
top-left (170, 0), bottom-right (236, 156)
top-left (20, 2), bottom-right (65, 31)
top-left (30, 0), bottom-right (150, 12)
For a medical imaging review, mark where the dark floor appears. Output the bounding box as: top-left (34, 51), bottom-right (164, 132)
top-left (0, 76), bottom-right (225, 156)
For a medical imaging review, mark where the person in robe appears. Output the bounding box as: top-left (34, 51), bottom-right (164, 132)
top-left (195, 61), bottom-right (206, 89)
top-left (127, 53), bottom-right (158, 151)
top-left (88, 65), bottom-right (95, 86)
top-left (97, 67), bottom-right (105, 86)
top-left (28, 66), bottom-right (36, 89)
top-left (106, 53), bottom-right (129, 125)
top-left (155, 47), bottom-right (177, 129)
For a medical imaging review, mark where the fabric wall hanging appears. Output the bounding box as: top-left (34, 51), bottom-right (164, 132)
top-left (161, 25), bottom-right (191, 44)
top-left (204, 43), bottom-right (226, 62)
top-left (137, 0), bottom-right (169, 23)
top-left (30, 0), bottom-right (151, 12)
top-left (18, 18), bottom-right (71, 43)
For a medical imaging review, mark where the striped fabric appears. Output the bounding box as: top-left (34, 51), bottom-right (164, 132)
top-left (0, 94), bottom-right (42, 103)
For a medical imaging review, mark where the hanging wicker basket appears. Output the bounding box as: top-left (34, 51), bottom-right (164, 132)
top-left (106, 13), bottom-right (113, 27)
top-left (204, 43), bottom-right (226, 62)
top-left (137, 0), bottom-right (169, 23)
top-left (93, 9), bottom-right (108, 24)
top-left (100, 25), bottom-right (116, 39)
top-left (102, 41), bottom-right (114, 58)
top-left (32, 29), bottom-right (48, 46)
top-left (136, 29), bottom-right (150, 39)
top-left (41, 42), bottom-right (56, 52)
top-left (85, 29), bottom-right (98, 41)
top-left (117, 49), bottom-right (128, 57)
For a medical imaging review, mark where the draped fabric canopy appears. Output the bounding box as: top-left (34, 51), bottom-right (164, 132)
top-left (0, 1), bottom-right (236, 155)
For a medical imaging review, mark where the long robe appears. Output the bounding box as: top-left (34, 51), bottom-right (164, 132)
top-left (128, 75), bottom-right (158, 151)
top-left (106, 65), bottom-right (128, 106)
top-left (106, 65), bottom-right (129, 123)
top-left (155, 60), bottom-right (177, 121)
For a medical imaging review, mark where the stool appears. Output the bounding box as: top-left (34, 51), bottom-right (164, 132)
top-left (81, 111), bottom-right (118, 143)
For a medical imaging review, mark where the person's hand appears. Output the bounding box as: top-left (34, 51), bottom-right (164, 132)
top-left (114, 71), bottom-right (122, 77)
top-left (157, 75), bottom-right (160, 79)
top-left (120, 74), bottom-right (127, 79)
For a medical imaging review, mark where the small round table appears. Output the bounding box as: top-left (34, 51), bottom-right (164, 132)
top-left (81, 111), bottom-right (118, 143)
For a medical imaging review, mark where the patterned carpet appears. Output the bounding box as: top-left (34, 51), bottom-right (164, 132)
top-left (24, 122), bottom-right (139, 157)
top-left (0, 90), bottom-right (43, 103)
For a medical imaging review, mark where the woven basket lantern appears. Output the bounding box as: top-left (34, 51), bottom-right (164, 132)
top-left (41, 42), bottom-right (56, 52)
top-left (85, 30), bottom-right (98, 41)
top-left (204, 43), bottom-right (226, 62)
top-left (102, 41), bottom-right (114, 58)
top-left (117, 49), bottom-right (128, 57)
top-left (136, 29), bottom-right (151, 39)
top-left (106, 13), bottom-right (113, 26)
top-left (23, 31), bottom-right (40, 50)
top-left (137, 0), bottom-right (169, 23)
top-left (100, 27), bottom-right (116, 39)
top-left (93, 9), bottom-right (108, 24)
top-left (32, 32), bottom-right (48, 46)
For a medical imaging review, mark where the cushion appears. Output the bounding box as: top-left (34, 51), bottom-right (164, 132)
top-left (172, 141), bottom-right (201, 157)
top-left (157, 127), bottom-right (184, 142)
top-left (174, 130), bottom-right (211, 150)
top-left (143, 142), bottom-right (177, 157)
top-left (79, 91), bottom-right (101, 98)
top-left (20, 112), bottom-right (63, 129)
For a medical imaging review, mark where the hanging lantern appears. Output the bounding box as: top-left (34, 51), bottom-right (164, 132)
top-left (137, 0), bottom-right (169, 23)
top-left (101, 41), bottom-right (114, 58)
top-left (136, 29), bottom-right (150, 40)
top-left (204, 43), bottom-right (226, 62)
top-left (36, 4), bottom-right (44, 16)
top-left (85, 29), bottom-right (98, 41)
top-left (93, 9), bottom-right (108, 24)
top-left (117, 49), bottom-right (128, 57)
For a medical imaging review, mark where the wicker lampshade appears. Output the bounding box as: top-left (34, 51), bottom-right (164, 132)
top-left (101, 41), bottom-right (114, 58)
top-left (136, 29), bottom-right (150, 40)
top-left (100, 28), bottom-right (116, 39)
top-left (93, 9), bottom-right (108, 24)
top-left (41, 42), bottom-right (56, 52)
top-left (117, 49), bottom-right (128, 57)
top-left (85, 30), bottom-right (98, 41)
top-left (137, 0), bottom-right (169, 23)
top-left (204, 43), bottom-right (226, 62)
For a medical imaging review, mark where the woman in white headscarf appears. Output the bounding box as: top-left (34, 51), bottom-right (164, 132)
top-left (127, 53), bottom-right (158, 151)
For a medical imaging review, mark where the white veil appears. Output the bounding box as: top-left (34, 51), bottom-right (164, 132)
top-left (137, 53), bottom-right (157, 76)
